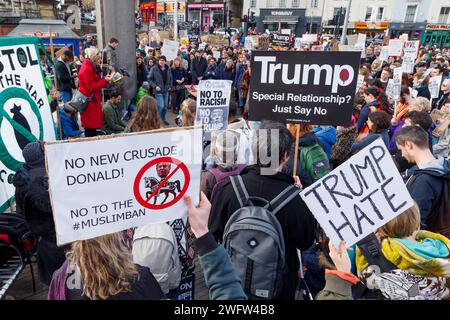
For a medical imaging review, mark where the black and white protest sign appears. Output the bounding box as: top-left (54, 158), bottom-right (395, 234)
top-left (388, 39), bottom-right (404, 57)
top-left (301, 139), bottom-right (414, 247)
top-left (429, 75), bottom-right (443, 99)
top-left (392, 67), bottom-right (402, 100)
top-left (271, 33), bottom-right (291, 48)
top-left (195, 80), bottom-right (232, 132)
top-left (402, 52), bottom-right (416, 74)
top-left (249, 51), bottom-right (360, 125)
top-left (45, 128), bottom-right (203, 245)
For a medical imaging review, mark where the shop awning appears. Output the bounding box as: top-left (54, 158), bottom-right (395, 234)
top-left (8, 19), bottom-right (82, 39)
top-left (263, 16), bottom-right (300, 24)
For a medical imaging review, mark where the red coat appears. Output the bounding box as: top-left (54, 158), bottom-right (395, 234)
top-left (78, 59), bottom-right (108, 129)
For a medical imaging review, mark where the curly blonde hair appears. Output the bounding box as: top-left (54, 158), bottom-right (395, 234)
top-left (69, 233), bottom-right (139, 300)
top-left (126, 96), bottom-right (162, 132)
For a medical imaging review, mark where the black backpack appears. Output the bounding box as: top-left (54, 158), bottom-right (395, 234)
top-left (353, 233), bottom-right (397, 300)
top-left (406, 170), bottom-right (450, 238)
top-left (0, 212), bottom-right (37, 261)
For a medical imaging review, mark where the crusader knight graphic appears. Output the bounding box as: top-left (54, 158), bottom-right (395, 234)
top-left (144, 162), bottom-right (181, 204)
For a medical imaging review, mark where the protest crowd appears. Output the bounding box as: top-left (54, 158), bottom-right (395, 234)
top-left (2, 24), bottom-right (450, 303)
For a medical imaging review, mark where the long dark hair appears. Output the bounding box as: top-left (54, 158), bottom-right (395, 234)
top-left (364, 86), bottom-right (393, 115)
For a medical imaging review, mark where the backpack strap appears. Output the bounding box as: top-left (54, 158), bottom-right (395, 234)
top-left (230, 175), bottom-right (250, 208)
top-left (269, 185), bottom-right (300, 215)
top-left (356, 233), bottom-right (397, 273)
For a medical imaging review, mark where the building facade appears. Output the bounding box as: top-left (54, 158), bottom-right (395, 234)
top-left (186, 0), bottom-right (226, 31)
top-left (242, 0), bottom-right (323, 35)
top-left (321, 0), bottom-right (450, 41)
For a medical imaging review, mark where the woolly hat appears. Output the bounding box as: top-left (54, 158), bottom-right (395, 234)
top-left (22, 142), bottom-right (44, 167)
top-left (213, 131), bottom-right (239, 165)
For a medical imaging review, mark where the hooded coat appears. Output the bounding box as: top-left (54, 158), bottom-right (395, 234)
top-left (403, 158), bottom-right (450, 231)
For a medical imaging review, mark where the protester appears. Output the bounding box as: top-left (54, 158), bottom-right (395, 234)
top-left (103, 38), bottom-right (120, 68)
top-left (355, 203), bottom-right (450, 300)
top-left (180, 98), bottom-right (196, 127)
top-left (201, 130), bottom-right (246, 199)
top-left (14, 142), bottom-right (67, 285)
top-left (148, 56), bottom-right (172, 125)
top-left (191, 49), bottom-right (207, 85)
top-left (284, 124), bottom-right (328, 183)
top-left (203, 57), bottom-right (219, 80)
top-left (356, 86), bottom-right (382, 140)
top-left (209, 121), bottom-right (316, 299)
top-left (102, 92), bottom-right (126, 134)
top-left (55, 50), bottom-right (76, 103)
top-left (125, 96), bottom-right (162, 133)
top-left (218, 59), bottom-right (235, 82)
top-left (170, 58), bottom-right (187, 114)
top-left (317, 204), bottom-right (450, 300)
top-left (132, 223), bottom-right (182, 297)
top-left (434, 78), bottom-right (450, 110)
top-left (351, 111), bottom-right (391, 153)
top-left (395, 125), bottom-right (450, 235)
top-left (313, 126), bottom-right (337, 159)
top-left (78, 47), bottom-right (113, 137)
top-left (50, 232), bottom-right (165, 300)
top-left (57, 103), bottom-right (84, 140)
top-left (136, 56), bottom-right (148, 89)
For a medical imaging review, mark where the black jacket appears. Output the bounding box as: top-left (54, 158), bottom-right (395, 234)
top-left (20, 167), bottom-right (67, 285)
top-left (209, 165), bottom-right (317, 299)
top-left (66, 265), bottom-right (164, 300)
top-left (55, 60), bottom-right (74, 92)
top-left (191, 57), bottom-right (207, 83)
top-left (403, 159), bottom-right (450, 230)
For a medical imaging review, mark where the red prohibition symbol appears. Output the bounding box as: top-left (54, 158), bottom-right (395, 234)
top-left (133, 157), bottom-right (190, 210)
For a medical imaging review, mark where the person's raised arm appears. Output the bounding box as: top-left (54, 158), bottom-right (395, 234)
top-left (184, 193), bottom-right (246, 300)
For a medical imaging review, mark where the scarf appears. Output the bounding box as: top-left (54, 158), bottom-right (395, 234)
top-left (356, 231), bottom-right (450, 278)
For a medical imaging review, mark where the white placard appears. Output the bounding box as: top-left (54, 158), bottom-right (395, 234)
top-left (281, 29), bottom-right (292, 35)
top-left (356, 33), bottom-right (367, 47)
top-left (355, 75), bottom-right (365, 94)
top-left (403, 40), bottom-right (420, 58)
top-left (45, 128), bottom-right (203, 245)
top-left (212, 50), bottom-right (221, 60)
top-left (385, 79), bottom-right (395, 100)
top-left (161, 39), bottom-right (180, 61)
top-left (402, 52), bottom-right (416, 74)
top-left (245, 37), bottom-right (254, 51)
top-left (198, 42), bottom-right (207, 51)
top-left (195, 80), bottom-right (232, 132)
top-left (429, 75), bottom-right (443, 99)
top-left (379, 46), bottom-right (389, 62)
top-left (301, 34), bottom-right (318, 43)
top-left (388, 39), bottom-right (404, 57)
top-left (392, 67), bottom-right (403, 100)
top-left (294, 38), bottom-right (303, 49)
top-left (399, 33), bottom-right (409, 41)
top-left (300, 139), bottom-right (414, 247)
top-left (0, 38), bottom-right (56, 212)
top-left (410, 88), bottom-right (418, 98)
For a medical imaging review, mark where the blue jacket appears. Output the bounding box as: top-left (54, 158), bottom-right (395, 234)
top-left (357, 100), bottom-right (380, 133)
top-left (194, 233), bottom-right (246, 300)
top-left (219, 66), bottom-right (235, 83)
top-left (351, 130), bottom-right (389, 154)
top-left (57, 109), bottom-right (83, 140)
top-left (203, 65), bottom-right (219, 80)
top-left (313, 126), bottom-right (336, 159)
top-left (171, 67), bottom-right (187, 85)
top-left (234, 63), bottom-right (246, 88)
